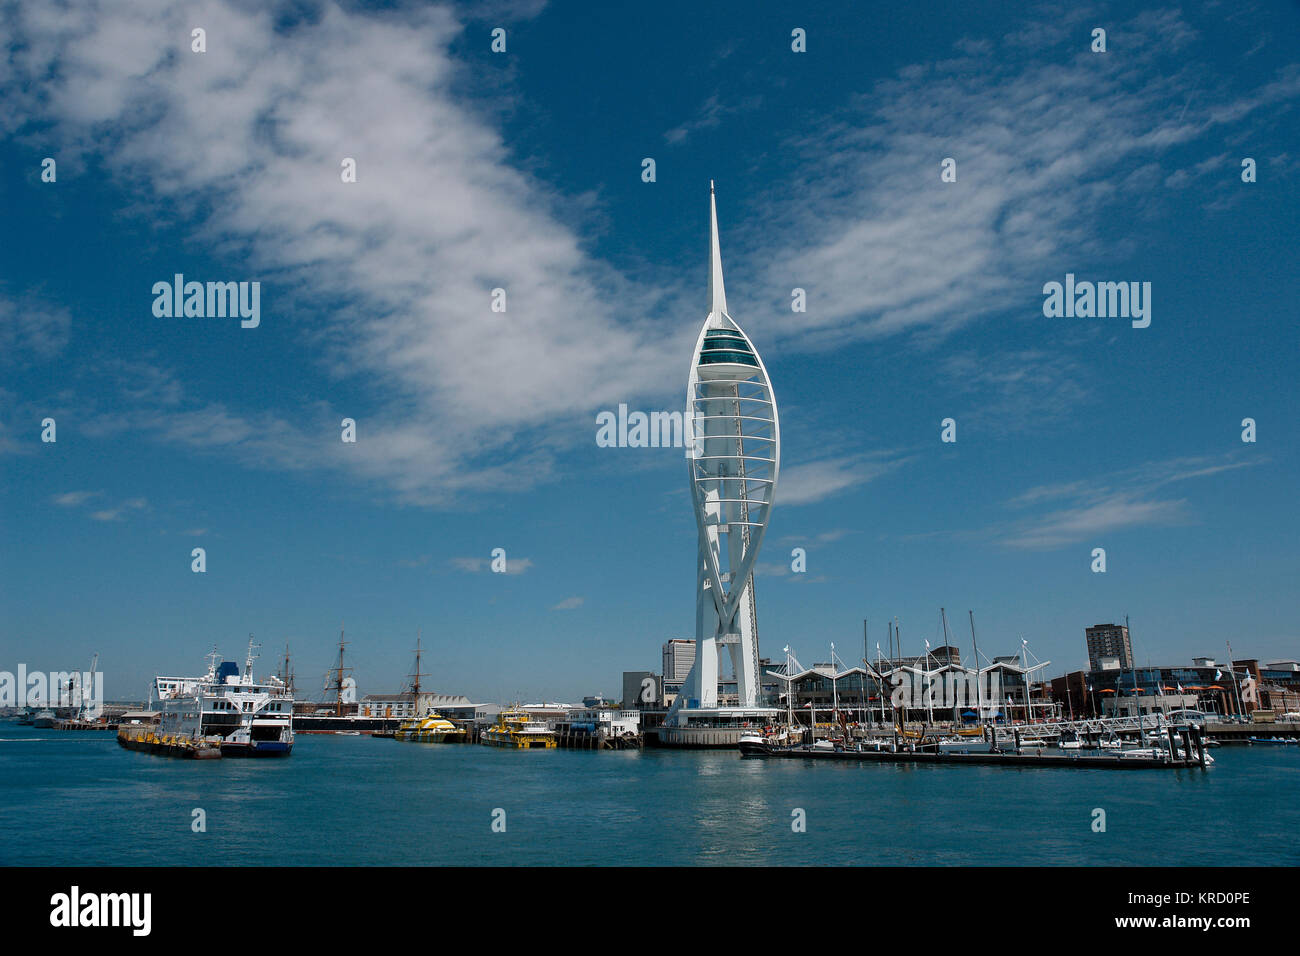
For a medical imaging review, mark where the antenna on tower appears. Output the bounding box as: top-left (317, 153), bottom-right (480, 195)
top-left (707, 180), bottom-right (728, 318)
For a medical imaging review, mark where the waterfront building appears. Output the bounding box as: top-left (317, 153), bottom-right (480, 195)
top-left (662, 639), bottom-right (696, 699)
top-left (769, 654), bottom-right (1049, 725)
top-left (1263, 660), bottom-right (1299, 679)
top-left (1085, 623), bottom-right (1134, 671)
top-left (1233, 660), bottom-right (1300, 714)
top-left (563, 707), bottom-right (640, 736)
top-left (358, 692), bottom-right (480, 721)
top-left (521, 702), bottom-right (572, 727)
top-left (1050, 671), bottom-right (1092, 718)
top-left (1051, 656), bottom-right (1300, 718)
top-left (661, 183), bottom-right (782, 745)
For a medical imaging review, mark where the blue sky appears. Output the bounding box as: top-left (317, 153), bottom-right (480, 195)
top-left (2, 0), bottom-right (1298, 703)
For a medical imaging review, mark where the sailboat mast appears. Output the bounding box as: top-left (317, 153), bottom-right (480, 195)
top-left (861, 619), bottom-right (868, 725)
top-left (895, 619), bottom-right (904, 727)
top-left (969, 611), bottom-right (982, 722)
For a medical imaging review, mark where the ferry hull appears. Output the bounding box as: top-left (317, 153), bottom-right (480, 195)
top-left (220, 740), bottom-right (293, 757)
top-left (482, 732), bottom-right (556, 749)
top-left (292, 715), bottom-right (403, 735)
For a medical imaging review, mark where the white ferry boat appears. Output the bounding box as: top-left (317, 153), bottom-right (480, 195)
top-left (121, 643), bottom-right (294, 758)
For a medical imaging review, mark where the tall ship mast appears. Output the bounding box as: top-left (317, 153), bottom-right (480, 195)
top-left (277, 642), bottom-right (296, 698)
top-left (293, 628), bottom-right (411, 736)
top-left (402, 631), bottom-right (430, 716)
top-left (325, 626), bottom-right (353, 717)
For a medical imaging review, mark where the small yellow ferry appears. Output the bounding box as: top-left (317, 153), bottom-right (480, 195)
top-left (481, 708), bottom-right (557, 749)
top-left (394, 713), bottom-right (460, 743)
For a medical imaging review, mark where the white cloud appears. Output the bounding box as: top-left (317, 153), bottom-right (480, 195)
top-left (5, 2), bottom-right (1292, 509)
top-left (450, 555), bottom-right (533, 574)
top-left (1000, 456), bottom-right (1260, 550)
top-left (2, 0), bottom-right (689, 505)
top-left (0, 292), bottom-right (71, 361)
top-left (52, 490), bottom-right (101, 507)
top-left (550, 596), bottom-right (584, 610)
top-left (664, 92), bottom-right (762, 144)
top-left (740, 8), bottom-right (1300, 350)
top-left (89, 498), bottom-right (149, 522)
top-left (778, 453), bottom-right (910, 507)
top-left (942, 349), bottom-right (1093, 433)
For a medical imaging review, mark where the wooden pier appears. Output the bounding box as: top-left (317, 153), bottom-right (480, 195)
top-left (54, 718), bottom-right (117, 731)
top-left (554, 726), bottom-right (642, 750)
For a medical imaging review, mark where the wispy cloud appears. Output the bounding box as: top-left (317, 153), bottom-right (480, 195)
top-left (664, 92), bottom-right (762, 144)
top-left (51, 489), bottom-right (149, 522)
top-left (1, 0), bottom-right (687, 505)
top-left (4, 1), bottom-right (1292, 511)
top-left (89, 498), bottom-right (149, 522)
top-left (778, 528), bottom-right (854, 546)
top-left (1000, 455), bottom-right (1261, 549)
top-left (941, 350), bottom-right (1093, 433)
top-left (550, 596), bottom-right (584, 611)
top-left (0, 290), bottom-right (71, 361)
top-left (778, 452), bottom-right (910, 507)
top-left (741, 6), bottom-right (1300, 349)
top-left (52, 490), bottom-right (101, 508)
top-left (450, 556), bottom-right (533, 575)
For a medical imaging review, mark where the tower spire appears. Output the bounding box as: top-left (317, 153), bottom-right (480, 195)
top-left (708, 180), bottom-right (727, 318)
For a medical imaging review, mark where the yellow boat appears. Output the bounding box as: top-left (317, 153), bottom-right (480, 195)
top-left (394, 713), bottom-right (457, 743)
top-left (481, 708), bottom-right (557, 749)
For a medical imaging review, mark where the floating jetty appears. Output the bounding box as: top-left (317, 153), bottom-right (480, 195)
top-left (753, 746), bottom-right (1208, 770)
top-left (745, 725), bottom-right (1213, 770)
top-left (54, 718), bottom-right (116, 731)
top-left (1205, 720), bottom-right (1300, 743)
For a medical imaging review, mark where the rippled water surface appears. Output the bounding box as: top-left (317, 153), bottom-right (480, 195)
top-left (2, 727), bottom-right (1297, 866)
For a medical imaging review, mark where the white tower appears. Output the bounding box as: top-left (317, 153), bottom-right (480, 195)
top-left (666, 183), bottom-right (780, 728)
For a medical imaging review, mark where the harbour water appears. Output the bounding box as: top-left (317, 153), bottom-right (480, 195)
top-left (2, 726), bottom-right (1297, 866)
